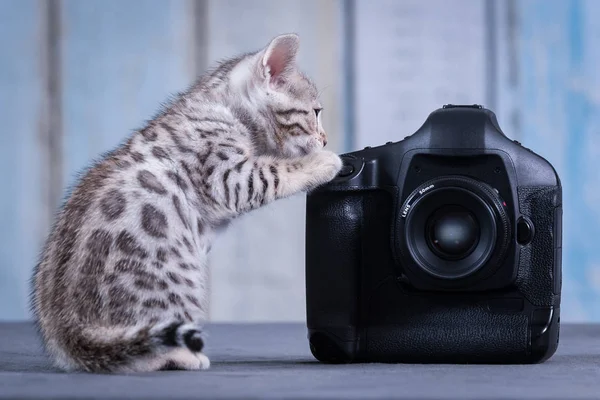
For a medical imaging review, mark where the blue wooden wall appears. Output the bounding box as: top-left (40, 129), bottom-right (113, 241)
top-left (514, 0), bottom-right (600, 321)
top-left (0, 0), bottom-right (44, 320)
top-left (0, 0), bottom-right (342, 322)
top-left (0, 0), bottom-right (196, 321)
top-left (1, 0), bottom-right (599, 322)
top-left (61, 0), bottom-right (195, 190)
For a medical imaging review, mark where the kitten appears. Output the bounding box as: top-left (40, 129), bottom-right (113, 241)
top-left (30, 33), bottom-right (343, 373)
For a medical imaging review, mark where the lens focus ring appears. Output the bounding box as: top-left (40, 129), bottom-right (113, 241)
top-left (396, 175), bottom-right (511, 282)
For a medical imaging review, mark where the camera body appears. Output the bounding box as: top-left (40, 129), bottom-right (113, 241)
top-left (305, 105), bottom-right (562, 364)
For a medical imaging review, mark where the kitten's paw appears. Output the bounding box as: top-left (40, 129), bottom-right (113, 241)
top-left (195, 352), bottom-right (211, 370)
top-left (305, 150), bottom-right (343, 186)
top-left (161, 348), bottom-right (206, 371)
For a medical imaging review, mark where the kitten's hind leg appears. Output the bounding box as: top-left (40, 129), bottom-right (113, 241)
top-left (159, 348), bottom-right (210, 371)
top-left (113, 349), bottom-right (207, 373)
top-left (113, 322), bottom-right (210, 372)
top-left (193, 352), bottom-right (211, 370)
top-left (159, 322), bottom-right (210, 370)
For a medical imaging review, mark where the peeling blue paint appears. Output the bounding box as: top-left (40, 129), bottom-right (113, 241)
top-left (518, 0), bottom-right (600, 321)
top-left (0, 0), bottom-right (43, 320)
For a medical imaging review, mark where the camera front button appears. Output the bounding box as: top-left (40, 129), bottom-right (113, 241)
top-left (337, 163), bottom-right (355, 178)
top-left (517, 216), bottom-right (534, 245)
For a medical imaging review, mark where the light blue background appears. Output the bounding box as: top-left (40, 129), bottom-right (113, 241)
top-left (514, 0), bottom-right (600, 321)
top-left (1, 0), bottom-right (599, 322)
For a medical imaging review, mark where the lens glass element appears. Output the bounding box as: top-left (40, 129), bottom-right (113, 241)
top-left (402, 185), bottom-right (501, 280)
top-left (426, 205), bottom-right (479, 260)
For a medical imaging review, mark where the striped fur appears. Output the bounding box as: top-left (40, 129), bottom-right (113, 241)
top-left (29, 33), bottom-right (342, 373)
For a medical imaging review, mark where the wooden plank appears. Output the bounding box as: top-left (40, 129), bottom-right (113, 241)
top-left (352, 0), bottom-right (488, 149)
top-left (514, 0), bottom-right (600, 321)
top-left (490, 0), bottom-right (522, 140)
top-left (61, 0), bottom-right (196, 187)
top-left (0, 0), bottom-right (45, 320)
top-left (206, 0), bottom-right (344, 322)
top-left (38, 0), bottom-right (63, 258)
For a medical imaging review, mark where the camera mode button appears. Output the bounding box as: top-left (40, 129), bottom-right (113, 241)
top-left (516, 217), bottom-right (534, 245)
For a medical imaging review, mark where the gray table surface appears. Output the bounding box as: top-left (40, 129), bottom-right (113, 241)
top-left (1, 322), bottom-right (599, 399)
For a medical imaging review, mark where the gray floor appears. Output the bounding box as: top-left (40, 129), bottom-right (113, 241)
top-left (1, 322), bottom-right (600, 399)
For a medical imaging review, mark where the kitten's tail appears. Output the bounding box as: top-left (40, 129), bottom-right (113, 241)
top-left (55, 321), bottom-right (204, 373)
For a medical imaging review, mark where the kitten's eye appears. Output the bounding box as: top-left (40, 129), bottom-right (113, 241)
top-left (314, 108), bottom-right (322, 118)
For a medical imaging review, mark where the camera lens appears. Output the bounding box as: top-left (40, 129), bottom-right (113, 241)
top-left (427, 206), bottom-right (479, 259)
top-left (397, 176), bottom-right (510, 282)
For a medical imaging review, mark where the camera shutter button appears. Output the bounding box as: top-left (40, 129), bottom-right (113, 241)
top-left (517, 216), bottom-right (534, 245)
top-left (337, 163), bottom-right (355, 178)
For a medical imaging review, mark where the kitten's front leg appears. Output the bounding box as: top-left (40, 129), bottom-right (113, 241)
top-left (275, 150), bottom-right (343, 198)
top-left (242, 150), bottom-right (342, 210)
top-left (208, 149), bottom-right (342, 215)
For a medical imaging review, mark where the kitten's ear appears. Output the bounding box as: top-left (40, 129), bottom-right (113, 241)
top-left (261, 33), bottom-right (299, 86)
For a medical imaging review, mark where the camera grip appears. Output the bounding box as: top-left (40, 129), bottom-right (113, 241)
top-left (365, 279), bottom-right (531, 363)
top-left (516, 186), bottom-right (562, 306)
top-left (305, 192), bottom-right (363, 362)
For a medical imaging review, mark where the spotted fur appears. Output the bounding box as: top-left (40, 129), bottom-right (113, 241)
top-left (29, 33), bottom-right (342, 373)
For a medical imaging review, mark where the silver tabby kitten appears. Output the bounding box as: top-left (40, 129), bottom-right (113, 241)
top-left (30, 33), bottom-right (342, 373)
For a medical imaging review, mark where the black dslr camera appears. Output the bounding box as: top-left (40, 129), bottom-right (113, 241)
top-left (305, 105), bottom-right (562, 364)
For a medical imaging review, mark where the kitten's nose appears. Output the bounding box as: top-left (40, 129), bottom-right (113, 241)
top-left (320, 132), bottom-right (327, 147)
